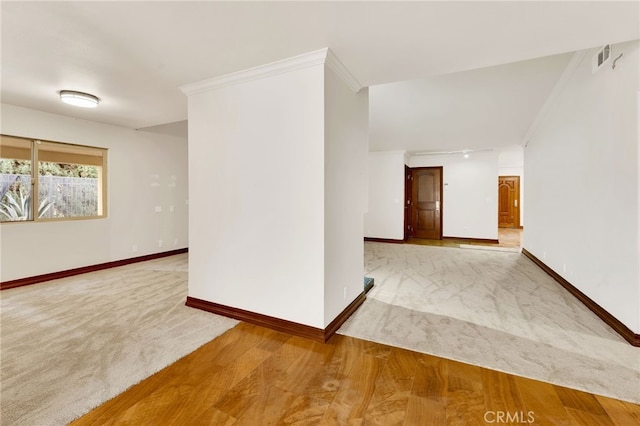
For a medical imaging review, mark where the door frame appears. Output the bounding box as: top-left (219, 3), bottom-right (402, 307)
top-left (404, 165), bottom-right (411, 240)
top-left (405, 166), bottom-right (444, 240)
top-left (498, 175), bottom-right (521, 228)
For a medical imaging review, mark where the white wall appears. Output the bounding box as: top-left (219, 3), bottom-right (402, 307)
top-left (410, 152), bottom-right (499, 240)
top-left (364, 150), bottom-right (499, 241)
top-left (323, 67), bottom-right (369, 326)
top-left (525, 40), bottom-right (640, 332)
top-left (364, 151), bottom-right (406, 240)
top-left (187, 64), bottom-right (327, 328)
top-left (0, 104), bottom-right (189, 281)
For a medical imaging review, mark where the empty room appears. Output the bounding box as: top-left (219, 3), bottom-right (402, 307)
top-left (1, 1), bottom-right (639, 425)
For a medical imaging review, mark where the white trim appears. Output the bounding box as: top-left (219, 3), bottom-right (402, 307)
top-left (521, 49), bottom-right (588, 147)
top-left (180, 48), bottom-right (329, 96)
top-left (325, 49), bottom-right (363, 93)
top-left (411, 148), bottom-right (494, 156)
top-left (180, 48), bottom-right (362, 95)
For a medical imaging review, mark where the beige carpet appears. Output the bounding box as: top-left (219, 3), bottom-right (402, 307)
top-left (338, 242), bottom-right (640, 404)
top-left (0, 254), bottom-right (238, 426)
top-left (3, 246), bottom-right (638, 425)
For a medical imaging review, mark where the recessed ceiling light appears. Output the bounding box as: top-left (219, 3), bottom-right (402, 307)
top-left (59, 90), bottom-right (100, 108)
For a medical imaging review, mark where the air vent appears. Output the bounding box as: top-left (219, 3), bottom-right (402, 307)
top-left (592, 44), bottom-right (611, 74)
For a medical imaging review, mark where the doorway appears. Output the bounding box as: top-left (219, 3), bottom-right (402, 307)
top-left (498, 176), bottom-right (520, 228)
top-left (405, 166), bottom-right (443, 240)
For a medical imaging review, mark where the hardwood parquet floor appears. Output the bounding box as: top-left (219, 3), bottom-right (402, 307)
top-left (497, 228), bottom-right (522, 248)
top-left (72, 322), bottom-right (640, 425)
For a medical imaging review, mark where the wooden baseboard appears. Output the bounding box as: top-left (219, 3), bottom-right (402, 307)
top-left (186, 291), bottom-right (366, 343)
top-left (364, 237), bottom-right (405, 244)
top-left (443, 236), bottom-right (500, 244)
top-left (0, 248), bottom-right (189, 291)
top-left (365, 236), bottom-right (500, 245)
top-left (323, 292), bottom-right (367, 341)
top-left (522, 248), bottom-right (640, 347)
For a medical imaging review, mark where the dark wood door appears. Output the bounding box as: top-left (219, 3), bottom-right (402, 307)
top-left (409, 167), bottom-right (443, 240)
top-left (498, 176), bottom-right (520, 228)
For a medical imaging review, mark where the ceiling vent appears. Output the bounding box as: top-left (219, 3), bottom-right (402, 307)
top-left (592, 45), bottom-right (611, 74)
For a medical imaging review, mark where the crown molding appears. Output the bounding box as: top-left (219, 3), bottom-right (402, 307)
top-left (411, 148), bottom-right (494, 156)
top-left (180, 48), bottom-right (362, 96)
top-left (180, 48), bottom-right (328, 96)
top-left (325, 49), bottom-right (363, 93)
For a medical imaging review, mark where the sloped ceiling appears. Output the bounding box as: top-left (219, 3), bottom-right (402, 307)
top-left (369, 52), bottom-right (574, 152)
top-left (1, 1), bottom-right (639, 151)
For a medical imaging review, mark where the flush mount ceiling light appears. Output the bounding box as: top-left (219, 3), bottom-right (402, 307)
top-left (59, 90), bottom-right (100, 108)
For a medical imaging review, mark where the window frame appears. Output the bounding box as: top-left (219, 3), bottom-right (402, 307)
top-left (0, 134), bottom-right (108, 223)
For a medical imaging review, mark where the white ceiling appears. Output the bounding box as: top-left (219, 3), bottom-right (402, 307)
top-left (2, 1), bottom-right (639, 151)
top-left (369, 52), bottom-right (573, 152)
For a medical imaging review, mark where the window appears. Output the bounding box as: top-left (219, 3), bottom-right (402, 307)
top-left (0, 135), bottom-right (107, 222)
top-left (0, 136), bottom-right (33, 220)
